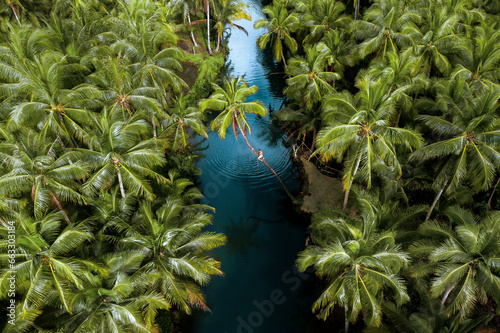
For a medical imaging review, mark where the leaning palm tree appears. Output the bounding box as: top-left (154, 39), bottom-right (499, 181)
top-left (297, 202), bottom-right (410, 331)
top-left (213, 0), bottom-right (251, 52)
top-left (254, 0), bottom-right (299, 67)
top-left (410, 81), bottom-right (500, 220)
top-left (317, 75), bottom-right (423, 209)
top-left (119, 199), bottom-right (226, 313)
top-left (199, 77), bottom-right (293, 199)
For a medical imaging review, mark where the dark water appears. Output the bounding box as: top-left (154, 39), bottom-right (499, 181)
top-left (190, 1), bottom-right (322, 332)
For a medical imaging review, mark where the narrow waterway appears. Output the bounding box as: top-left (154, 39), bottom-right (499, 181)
top-left (190, 1), bottom-right (321, 332)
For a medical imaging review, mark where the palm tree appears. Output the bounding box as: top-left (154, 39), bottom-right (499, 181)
top-left (275, 106), bottom-right (322, 151)
top-left (199, 77), bottom-right (294, 199)
top-left (298, 0), bottom-right (351, 46)
top-left (403, 6), bottom-right (461, 77)
top-left (213, 0), bottom-right (251, 52)
top-left (316, 75), bottom-right (423, 209)
top-left (119, 199), bottom-right (226, 313)
top-left (0, 48), bottom-right (99, 145)
top-left (284, 43), bottom-right (339, 108)
top-left (297, 203), bottom-right (410, 330)
top-left (0, 129), bottom-right (88, 222)
top-left (82, 109), bottom-right (168, 200)
top-left (410, 81), bottom-right (500, 220)
top-left (370, 276), bottom-right (494, 333)
top-left (352, 0), bottom-right (417, 59)
top-left (160, 94), bottom-right (208, 152)
top-left (254, 0), bottom-right (299, 67)
top-left (410, 206), bottom-right (500, 318)
top-left (451, 21), bottom-right (500, 87)
top-left (59, 251), bottom-right (168, 332)
top-left (0, 210), bottom-right (94, 314)
top-left (366, 49), bottom-right (428, 125)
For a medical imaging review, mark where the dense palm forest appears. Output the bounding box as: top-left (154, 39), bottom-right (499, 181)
top-left (0, 0), bottom-right (248, 331)
top-left (2, 0), bottom-right (500, 331)
top-left (256, 0), bottom-right (500, 331)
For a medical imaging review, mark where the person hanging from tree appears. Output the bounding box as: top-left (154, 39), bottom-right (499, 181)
top-left (258, 149), bottom-right (264, 160)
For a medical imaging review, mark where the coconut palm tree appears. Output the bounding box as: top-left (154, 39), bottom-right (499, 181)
top-left (298, 0), bottom-right (351, 46)
top-left (403, 6), bottom-right (461, 77)
top-left (59, 251), bottom-right (168, 332)
top-left (213, 0), bottom-right (251, 52)
top-left (82, 109), bottom-right (168, 200)
top-left (410, 206), bottom-right (500, 318)
top-left (0, 48), bottom-right (99, 145)
top-left (451, 21), bottom-right (500, 87)
top-left (284, 43), bottom-right (339, 108)
top-left (0, 210), bottom-right (94, 314)
top-left (410, 81), bottom-right (500, 220)
top-left (159, 94), bottom-right (208, 152)
top-left (352, 0), bottom-right (417, 60)
top-left (369, 276), bottom-right (494, 333)
top-left (200, 76), bottom-right (293, 199)
top-left (254, 0), bottom-right (299, 67)
top-left (366, 49), bottom-right (428, 124)
top-left (297, 202), bottom-right (410, 330)
top-left (119, 199), bottom-right (226, 313)
top-left (0, 129), bottom-right (88, 222)
top-left (317, 75), bottom-right (423, 209)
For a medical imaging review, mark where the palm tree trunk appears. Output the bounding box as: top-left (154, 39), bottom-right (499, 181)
top-left (206, 2), bottom-right (213, 55)
top-left (311, 128), bottom-right (317, 151)
top-left (216, 32), bottom-right (220, 52)
top-left (343, 154), bottom-right (362, 210)
top-left (187, 12), bottom-right (198, 47)
top-left (50, 193), bottom-right (70, 224)
top-left (426, 180), bottom-right (447, 222)
top-left (354, 0), bottom-right (360, 20)
top-left (7, 3), bottom-right (21, 26)
top-left (281, 49), bottom-right (287, 67)
top-left (345, 305), bottom-right (349, 333)
top-left (488, 176), bottom-right (500, 207)
top-left (236, 121), bottom-right (294, 201)
top-left (116, 167), bottom-right (126, 198)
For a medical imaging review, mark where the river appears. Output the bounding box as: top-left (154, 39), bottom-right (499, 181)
top-left (190, 0), bottom-right (322, 332)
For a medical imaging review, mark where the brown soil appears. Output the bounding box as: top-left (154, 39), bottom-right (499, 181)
top-left (296, 151), bottom-right (356, 218)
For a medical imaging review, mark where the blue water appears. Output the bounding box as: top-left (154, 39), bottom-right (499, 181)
top-left (190, 1), bottom-right (320, 332)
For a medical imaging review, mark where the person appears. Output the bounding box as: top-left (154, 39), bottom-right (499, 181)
top-left (257, 149), bottom-right (264, 160)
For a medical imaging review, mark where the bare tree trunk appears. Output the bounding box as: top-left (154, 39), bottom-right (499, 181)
top-left (207, 2), bottom-right (212, 55)
top-left (236, 121), bottom-right (294, 201)
top-left (116, 167), bottom-right (126, 199)
top-left (187, 12), bottom-right (198, 47)
top-left (426, 181), bottom-right (447, 222)
top-left (343, 154), bottom-right (362, 210)
top-left (488, 176), bottom-right (500, 207)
